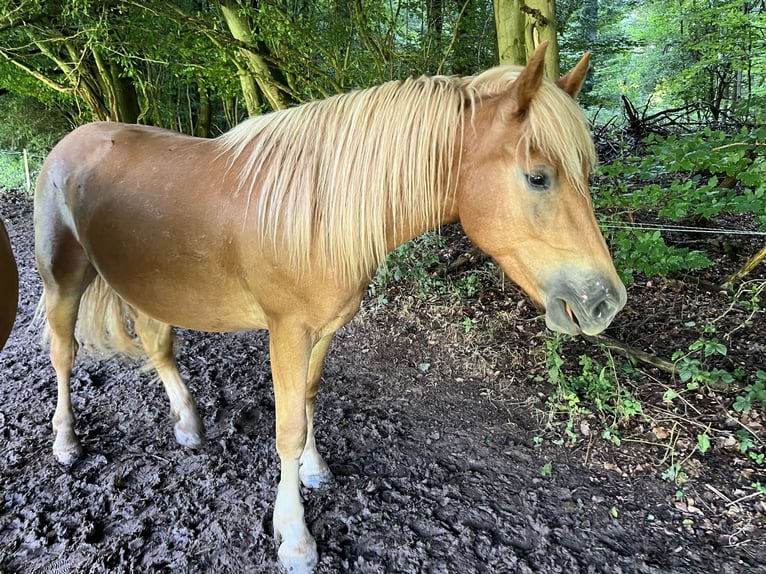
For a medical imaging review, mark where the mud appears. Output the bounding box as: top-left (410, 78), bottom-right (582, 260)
top-left (1, 190), bottom-right (764, 573)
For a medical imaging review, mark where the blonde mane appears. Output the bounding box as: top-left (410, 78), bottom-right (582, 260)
top-left (217, 67), bottom-right (596, 283)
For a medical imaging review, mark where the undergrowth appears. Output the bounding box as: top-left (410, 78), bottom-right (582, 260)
top-left (536, 278), bottom-right (764, 487)
top-left (593, 126), bottom-right (766, 283)
top-left (368, 230), bottom-right (497, 307)
top-left (0, 151), bottom-right (41, 193)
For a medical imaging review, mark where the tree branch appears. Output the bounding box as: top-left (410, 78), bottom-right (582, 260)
top-left (583, 333), bottom-right (678, 375)
top-left (0, 46), bottom-right (72, 93)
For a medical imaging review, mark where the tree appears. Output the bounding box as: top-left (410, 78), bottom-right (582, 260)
top-left (219, 0), bottom-right (291, 113)
top-left (575, 0), bottom-right (765, 121)
top-left (0, 1), bottom-right (141, 122)
top-left (494, 0), bottom-right (559, 78)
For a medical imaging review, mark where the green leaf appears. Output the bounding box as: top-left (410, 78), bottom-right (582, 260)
top-left (703, 339), bottom-right (727, 357)
top-left (732, 395), bottom-right (752, 413)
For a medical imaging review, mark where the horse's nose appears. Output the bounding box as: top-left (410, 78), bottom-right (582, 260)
top-left (544, 272), bottom-right (627, 336)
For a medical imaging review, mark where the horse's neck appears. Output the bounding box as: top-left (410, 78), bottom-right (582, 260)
top-left (384, 187), bottom-right (459, 253)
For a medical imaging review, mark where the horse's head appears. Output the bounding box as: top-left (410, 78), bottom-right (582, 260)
top-left (456, 43), bottom-right (626, 336)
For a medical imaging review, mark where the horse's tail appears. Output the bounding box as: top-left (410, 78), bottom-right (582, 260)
top-left (34, 276), bottom-right (145, 357)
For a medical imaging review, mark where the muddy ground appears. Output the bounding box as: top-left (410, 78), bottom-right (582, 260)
top-left (0, 188), bottom-right (764, 573)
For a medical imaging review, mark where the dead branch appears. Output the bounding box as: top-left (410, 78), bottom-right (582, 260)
top-left (725, 244), bottom-right (766, 286)
top-left (583, 333), bottom-right (677, 375)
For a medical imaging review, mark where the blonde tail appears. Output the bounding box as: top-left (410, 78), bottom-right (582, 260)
top-left (35, 276), bottom-right (145, 358)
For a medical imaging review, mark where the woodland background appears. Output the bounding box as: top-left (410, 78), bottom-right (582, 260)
top-left (0, 1), bottom-right (762, 138)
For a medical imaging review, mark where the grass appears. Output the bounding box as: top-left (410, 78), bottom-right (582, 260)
top-left (0, 150), bottom-right (42, 193)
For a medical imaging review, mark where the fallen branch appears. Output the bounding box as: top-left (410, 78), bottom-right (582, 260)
top-left (711, 142), bottom-right (766, 152)
top-left (725, 243), bottom-right (766, 286)
top-left (583, 333), bottom-right (677, 375)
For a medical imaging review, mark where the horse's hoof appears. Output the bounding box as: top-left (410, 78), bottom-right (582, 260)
top-left (299, 468), bottom-right (334, 489)
top-left (53, 441), bottom-right (83, 466)
top-left (277, 539), bottom-right (318, 574)
top-left (174, 423), bottom-right (204, 449)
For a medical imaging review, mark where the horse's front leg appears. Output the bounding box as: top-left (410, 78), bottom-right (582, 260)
top-left (269, 322), bottom-right (317, 573)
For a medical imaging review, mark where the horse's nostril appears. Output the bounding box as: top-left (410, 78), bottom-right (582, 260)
top-left (593, 299), bottom-right (610, 320)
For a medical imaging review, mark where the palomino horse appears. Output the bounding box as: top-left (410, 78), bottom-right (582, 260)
top-left (34, 43), bottom-right (626, 572)
top-left (0, 219), bottom-right (18, 349)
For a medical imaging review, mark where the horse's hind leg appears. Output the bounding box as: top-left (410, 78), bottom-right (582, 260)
top-left (133, 313), bottom-right (203, 447)
top-left (299, 334), bottom-right (334, 488)
top-left (37, 237), bottom-right (96, 464)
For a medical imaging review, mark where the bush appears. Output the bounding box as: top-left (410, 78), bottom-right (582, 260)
top-left (594, 126), bottom-right (766, 283)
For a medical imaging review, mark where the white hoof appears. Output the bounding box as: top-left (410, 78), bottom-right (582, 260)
top-left (53, 431), bottom-right (82, 465)
top-left (277, 536), bottom-right (318, 574)
top-left (299, 467), bottom-right (334, 489)
top-left (174, 421), bottom-right (204, 448)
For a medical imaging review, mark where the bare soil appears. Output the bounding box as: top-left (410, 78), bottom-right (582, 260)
top-left (0, 189), bottom-right (764, 573)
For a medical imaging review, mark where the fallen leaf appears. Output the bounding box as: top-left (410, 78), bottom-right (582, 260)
top-left (674, 501), bottom-right (704, 515)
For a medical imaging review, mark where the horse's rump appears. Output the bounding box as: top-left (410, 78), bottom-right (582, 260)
top-left (0, 219), bottom-right (17, 348)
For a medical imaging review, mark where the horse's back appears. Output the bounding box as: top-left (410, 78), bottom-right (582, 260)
top-left (36, 122), bottom-right (198, 197)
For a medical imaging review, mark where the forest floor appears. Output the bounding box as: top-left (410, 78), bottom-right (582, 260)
top-left (0, 187), bottom-right (764, 574)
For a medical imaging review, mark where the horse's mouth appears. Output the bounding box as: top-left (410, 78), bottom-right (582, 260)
top-left (545, 298), bottom-right (582, 335)
top-left (565, 303), bottom-right (578, 327)
top-left (544, 281), bottom-right (626, 336)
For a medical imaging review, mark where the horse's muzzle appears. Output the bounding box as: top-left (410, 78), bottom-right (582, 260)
top-left (543, 271), bottom-right (627, 336)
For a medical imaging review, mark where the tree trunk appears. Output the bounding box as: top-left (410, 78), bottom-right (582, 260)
top-left (581, 0), bottom-right (597, 92)
top-left (494, 0), bottom-right (526, 65)
top-left (427, 0), bottom-right (444, 68)
top-left (219, 0), bottom-right (289, 113)
top-left (196, 80), bottom-right (211, 138)
top-left (494, 0), bottom-right (560, 78)
top-left (522, 0), bottom-right (559, 79)
top-left (109, 62), bottom-right (140, 123)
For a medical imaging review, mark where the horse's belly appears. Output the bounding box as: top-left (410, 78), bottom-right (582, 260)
top-left (84, 230), bottom-right (270, 332)
top-left (98, 260), bottom-right (269, 332)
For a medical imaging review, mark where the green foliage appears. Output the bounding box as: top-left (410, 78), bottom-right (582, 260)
top-left (542, 334), bottom-right (643, 441)
top-left (736, 429), bottom-right (765, 465)
top-left (369, 230), bottom-right (494, 305)
top-left (671, 324), bottom-right (734, 391)
top-left (733, 371), bottom-right (766, 414)
top-left (587, 0), bottom-right (765, 120)
top-left (661, 463), bottom-right (688, 484)
top-left (594, 127), bottom-right (766, 283)
top-left (607, 229), bottom-right (711, 284)
top-left (0, 151), bottom-right (43, 193)
top-left (0, 95), bottom-right (69, 152)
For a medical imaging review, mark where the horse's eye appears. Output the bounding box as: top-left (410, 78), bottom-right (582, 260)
top-left (525, 171), bottom-right (550, 191)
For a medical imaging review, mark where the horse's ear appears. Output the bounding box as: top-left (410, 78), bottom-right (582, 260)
top-left (496, 41), bottom-right (548, 119)
top-left (557, 52), bottom-right (591, 99)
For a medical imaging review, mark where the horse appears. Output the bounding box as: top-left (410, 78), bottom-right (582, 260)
top-left (0, 218), bottom-right (18, 350)
top-left (33, 43), bottom-right (626, 573)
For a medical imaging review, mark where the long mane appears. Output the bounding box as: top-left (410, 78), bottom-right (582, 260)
top-left (216, 67), bottom-right (596, 283)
